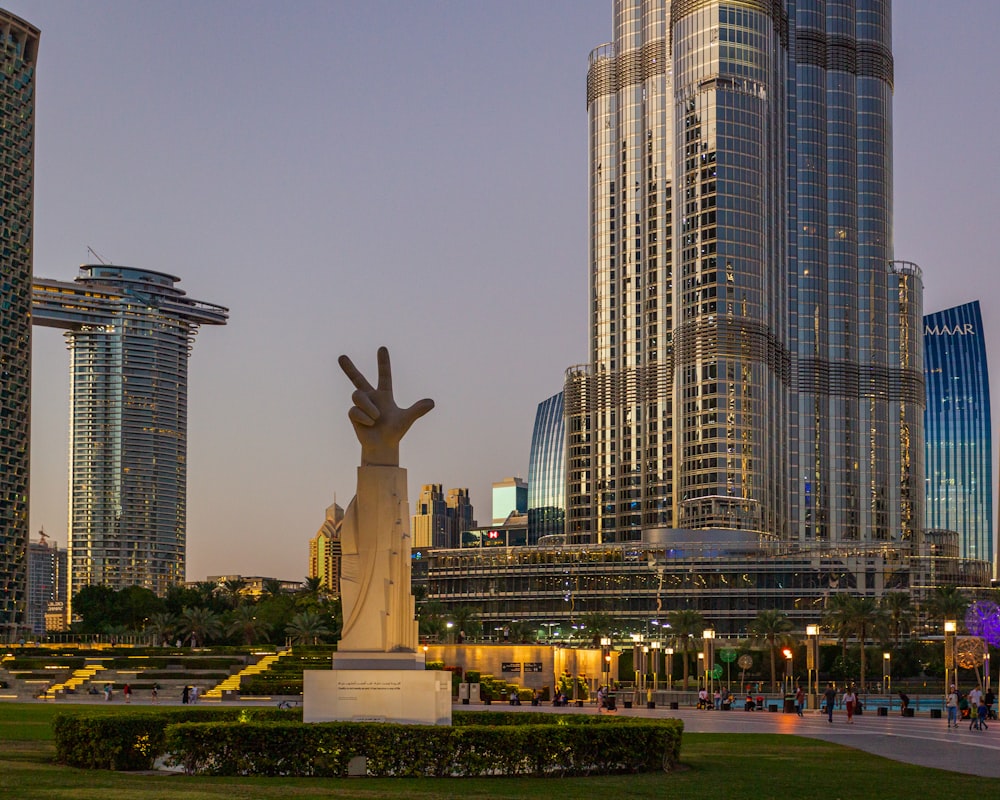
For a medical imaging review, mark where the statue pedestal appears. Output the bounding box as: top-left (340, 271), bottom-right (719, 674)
top-left (303, 665), bottom-right (452, 725)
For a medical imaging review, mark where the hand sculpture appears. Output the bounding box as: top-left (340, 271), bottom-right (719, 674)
top-left (338, 346), bottom-right (435, 467)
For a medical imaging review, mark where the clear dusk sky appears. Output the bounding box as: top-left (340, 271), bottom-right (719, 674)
top-left (14, 1), bottom-right (1000, 582)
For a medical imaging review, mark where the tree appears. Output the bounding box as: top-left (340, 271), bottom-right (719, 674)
top-left (881, 592), bottom-right (915, 645)
top-left (829, 596), bottom-right (887, 690)
top-left (179, 606), bottom-right (223, 647)
top-left (748, 609), bottom-right (794, 692)
top-left (579, 612), bottom-right (616, 645)
top-left (71, 585), bottom-right (118, 634)
top-left (667, 608), bottom-right (706, 689)
top-left (925, 586), bottom-right (969, 627)
top-left (221, 577), bottom-right (248, 609)
top-left (285, 611), bottom-right (332, 645)
top-left (417, 600), bottom-right (447, 641)
top-left (448, 606), bottom-right (482, 642)
top-left (227, 605), bottom-right (270, 645)
top-left (146, 612), bottom-right (177, 645)
top-left (506, 620), bottom-right (536, 643)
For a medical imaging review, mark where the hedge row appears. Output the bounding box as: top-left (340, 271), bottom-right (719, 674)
top-left (164, 718), bottom-right (683, 777)
top-left (52, 708), bottom-right (297, 771)
top-left (53, 709), bottom-right (682, 777)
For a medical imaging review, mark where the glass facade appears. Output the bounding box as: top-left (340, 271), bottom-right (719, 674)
top-left (527, 391), bottom-right (566, 543)
top-left (923, 301), bottom-right (993, 566)
top-left (567, 1), bottom-right (923, 547)
top-left (32, 266), bottom-right (228, 602)
top-left (0, 10), bottom-right (38, 637)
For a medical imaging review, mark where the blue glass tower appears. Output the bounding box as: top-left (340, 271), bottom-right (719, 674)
top-left (527, 392), bottom-right (565, 544)
top-left (923, 301), bottom-right (993, 565)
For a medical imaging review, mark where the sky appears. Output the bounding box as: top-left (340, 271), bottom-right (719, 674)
top-left (14, 1), bottom-right (1000, 583)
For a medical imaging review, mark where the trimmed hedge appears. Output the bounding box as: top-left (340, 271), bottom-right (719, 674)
top-left (163, 716), bottom-right (682, 777)
top-left (53, 708), bottom-right (298, 771)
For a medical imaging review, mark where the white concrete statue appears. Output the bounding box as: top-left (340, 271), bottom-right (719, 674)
top-left (336, 346), bottom-right (434, 655)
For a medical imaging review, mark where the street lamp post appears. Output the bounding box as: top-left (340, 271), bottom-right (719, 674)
top-left (651, 641), bottom-right (661, 693)
top-left (806, 624), bottom-right (819, 710)
top-left (944, 620), bottom-right (957, 697)
top-left (642, 646), bottom-right (651, 707)
top-left (665, 647), bottom-right (674, 692)
top-left (985, 649), bottom-right (991, 696)
top-left (782, 648), bottom-right (793, 695)
top-left (600, 636), bottom-right (612, 694)
top-left (883, 652), bottom-right (891, 699)
top-left (631, 633), bottom-right (643, 706)
top-left (703, 629), bottom-right (716, 702)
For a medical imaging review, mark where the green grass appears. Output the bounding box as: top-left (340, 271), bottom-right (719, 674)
top-left (0, 702), bottom-right (965, 799)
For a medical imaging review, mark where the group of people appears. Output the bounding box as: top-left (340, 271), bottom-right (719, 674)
top-left (697, 687), bottom-right (736, 710)
top-left (822, 683), bottom-right (861, 723)
top-left (945, 684), bottom-right (994, 730)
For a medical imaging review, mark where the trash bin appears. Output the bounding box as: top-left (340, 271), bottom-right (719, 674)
top-left (929, 708), bottom-right (941, 719)
top-left (623, 700), bottom-right (633, 709)
top-left (768, 704), bottom-right (779, 712)
top-left (606, 694), bottom-right (617, 711)
top-left (855, 703), bottom-right (863, 716)
top-left (783, 697), bottom-right (796, 713)
top-left (904, 707), bottom-right (915, 717)
top-left (877, 706), bottom-right (888, 717)
top-left (669, 701), bottom-right (679, 710)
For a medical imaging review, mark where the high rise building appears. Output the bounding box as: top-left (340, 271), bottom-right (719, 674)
top-left (0, 9), bottom-right (38, 639)
top-left (492, 477), bottom-right (527, 525)
top-left (27, 531), bottom-right (66, 636)
top-left (923, 301), bottom-right (993, 567)
top-left (527, 392), bottom-right (566, 543)
top-left (566, 0), bottom-right (923, 546)
top-left (32, 266), bottom-right (228, 603)
top-left (309, 502), bottom-right (344, 595)
top-left (412, 484), bottom-right (476, 548)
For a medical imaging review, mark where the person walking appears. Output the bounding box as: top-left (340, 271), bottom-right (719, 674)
top-left (123, 683), bottom-right (132, 704)
top-left (151, 683), bottom-right (159, 704)
top-left (795, 684), bottom-right (805, 717)
top-left (946, 685), bottom-right (959, 728)
top-left (824, 683), bottom-right (837, 724)
top-left (977, 696), bottom-right (989, 731)
top-left (969, 685), bottom-right (983, 730)
top-left (843, 685), bottom-right (858, 723)
top-left (898, 690), bottom-right (910, 715)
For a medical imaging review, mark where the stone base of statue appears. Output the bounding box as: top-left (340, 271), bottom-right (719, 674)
top-left (303, 665), bottom-right (452, 725)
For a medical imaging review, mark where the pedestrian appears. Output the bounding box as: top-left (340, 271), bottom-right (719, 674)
top-left (969, 685), bottom-right (983, 729)
top-left (103, 683), bottom-right (112, 702)
top-left (977, 696), bottom-right (989, 731)
top-left (898, 690), bottom-right (909, 715)
top-left (123, 683), bottom-right (132, 704)
top-left (698, 686), bottom-right (708, 709)
top-left (795, 684), bottom-right (805, 717)
top-left (190, 685), bottom-right (199, 704)
top-left (823, 682), bottom-right (837, 724)
top-left (946, 684), bottom-right (959, 728)
top-left (182, 685), bottom-right (190, 705)
top-left (714, 689), bottom-right (722, 710)
top-left (985, 688), bottom-right (996, 720)
top-left (151, 683), bottom-right (159, 704)
top-left (843, 685), bottom-right (858, 723)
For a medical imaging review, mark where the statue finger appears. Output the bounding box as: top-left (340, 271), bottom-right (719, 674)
top-left (348, 405), bottom-right (377, 428)
top-left (338, 354), bottom-right (374, 393)
top-left (376, 346), bottom-right (393, 393)
top-left (402, 397), bottom-right (435, 425)
top-left (352, 389), bottom-right (380, 421)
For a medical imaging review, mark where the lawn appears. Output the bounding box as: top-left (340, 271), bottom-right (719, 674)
top-left (0, 702), bottom-right (963, 799)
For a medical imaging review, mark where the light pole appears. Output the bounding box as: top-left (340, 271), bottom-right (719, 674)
top-left (985, 648), bottom-right (991, 696)
top-left (600, 636), bottom-right (611, 693)
top-left (651, 640), bottom-right (661, 693)
top-left (882, 652), bottom-right (891, 697)
top-left (944, 620), bottom-right (957, 698)
top-left (642, 645), bottom-right (651, 706)
top-left (631, 633), bottom-right (643, 706)
top-left (703, 629), bottom-right (716, 702)
top-left (665, 647), bottom-right (674, 691)
top-left (782, 648), bottom-right (793, 695)
top-left (806, 624), bottom-right (819, 709)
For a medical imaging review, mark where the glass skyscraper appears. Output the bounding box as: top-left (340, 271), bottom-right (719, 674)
top-left (0, 10), bottom-right (38, 638)
top-left (32, 266), bottom-right (228, 601)
top-left (566, 0), bottom-right (923, 546)
top-left (923, 301), bottom-right (992, 566)
top-left (527, 391), bottom-right (565, 543)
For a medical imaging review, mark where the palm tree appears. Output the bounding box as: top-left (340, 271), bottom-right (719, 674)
top-left (579, 612), bottom-right (616, 646)
top-left (823, 593), bottom-right (854, 661)
top-left (881, 592), bottom-right (914, 645)
top-left (667, 608), bottom-right (706, 689)
top-left (260, 579), bottom-right (286, 601)
top-left (448, 606), bottom-right (482, 642)
top-left (221, 577), bottom-right (248, 609)
top-left (180, 606), bottom-right (223, 647)
top-left (227, 605), bottom-right (270, 645)
top-left (748, 609), bottom-right (794, 692)
top-left (925, 586), bottom-right (969, 628)
top-left (417, 600), bottom-right (447, 641)
top-left (285, 611), bottom-right (332, 645)
top-left (146, 612), bottom-right (177, 646)
top-left (506, 620), bottom-right (536, 643)
top-left (838, 596), bottom-right (887, 690)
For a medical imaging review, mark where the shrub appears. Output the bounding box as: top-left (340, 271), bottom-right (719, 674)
top-left (53, 708), bottom-right (297, 770)
top-left (164, 715), bottom-right (683, 777)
